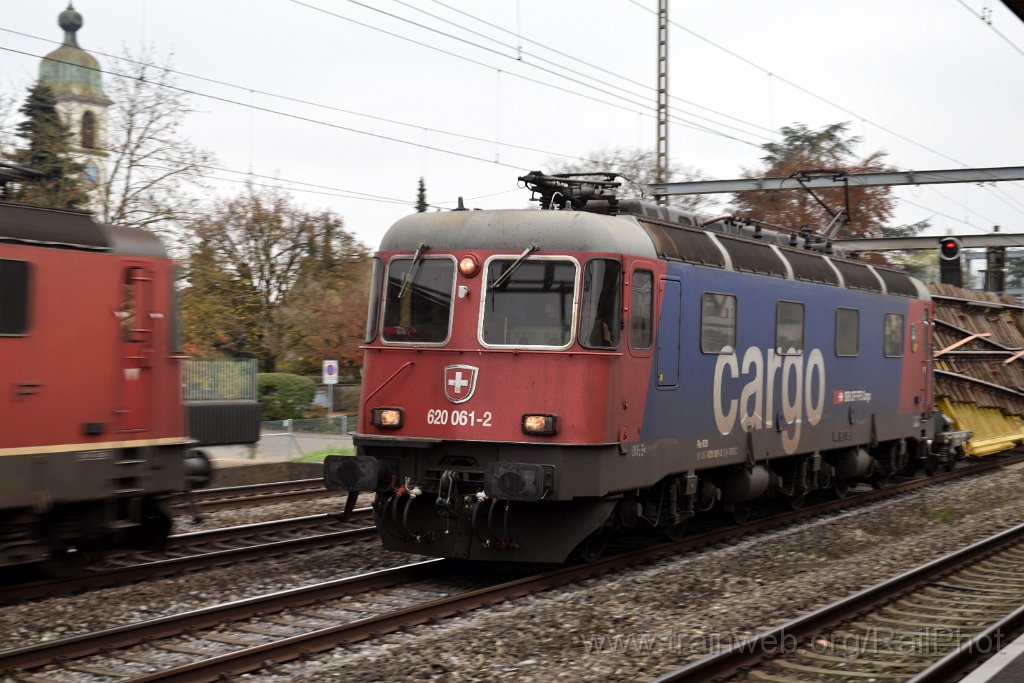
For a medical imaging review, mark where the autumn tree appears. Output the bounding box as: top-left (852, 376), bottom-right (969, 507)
top-left (3, 83), bottom-right (87, 208)
top-left (98, 47), bottom-right (214, 241)
top-left (179, 238), bottom-right (262, 358)
top-left (547, 147), bottom-right (711, 212)
top-left (732, 122), bottom-right (893, 239)
top-left (273, 214), bottom-right (371, 375)
top-left (184, 184), bottom-right (368, 372)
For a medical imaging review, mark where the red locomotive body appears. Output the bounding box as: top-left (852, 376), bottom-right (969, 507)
top-left (326, 175), bottom-right (960, 564)
top-left (0, 202), bottom-right (208, 572)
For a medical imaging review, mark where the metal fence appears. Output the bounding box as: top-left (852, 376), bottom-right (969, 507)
top-left (261, 416), bottom-right (353, 434)
top-left (259, 417), bottom-right (355, 458)
top-left (183, 358), bottom-right (258, 401)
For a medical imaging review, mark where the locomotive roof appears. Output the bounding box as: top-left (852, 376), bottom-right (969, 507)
top-left (0, 201), bottom-right (166, 257)
top-left (380, 209), bottom-right (658, 257)
top-left (380, 206), bottom-right (928, 300)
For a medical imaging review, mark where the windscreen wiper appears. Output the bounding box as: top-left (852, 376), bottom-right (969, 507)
top-left (398, 243), bottom-right (430, 299)
top-left (490, 244), bottom-right (538, 290)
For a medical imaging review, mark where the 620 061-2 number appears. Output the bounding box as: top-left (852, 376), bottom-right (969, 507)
top-left (426, 409), bottom-right (493, 427)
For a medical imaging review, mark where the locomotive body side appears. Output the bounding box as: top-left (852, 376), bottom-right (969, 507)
top-left (326, 206), bottom-right (939, 563)
top-left (0, 202), bottom-right (206, 570)
top-left (640, 258), bottom-right (935, 508)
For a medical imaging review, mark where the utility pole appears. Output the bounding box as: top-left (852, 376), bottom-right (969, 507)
top-left (654, 0), bottom-right (668, 206)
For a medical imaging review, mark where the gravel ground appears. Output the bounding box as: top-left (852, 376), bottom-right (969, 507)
top-left (169, 492), bottom-right (376, 535)
top-left (3, 467), bottom-right (1022, 682)
top-left (245, 466), bottom-right (1024, 682)
top-left (0, 494), bottom-right (411, 651)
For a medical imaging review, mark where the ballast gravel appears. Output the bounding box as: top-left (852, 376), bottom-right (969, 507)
top-left (2, 465), bottom-right (1023, 683)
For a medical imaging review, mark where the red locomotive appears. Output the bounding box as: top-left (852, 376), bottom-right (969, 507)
top-left (326, 172), bottom-right (966, 563)
top-left (0, 201), bottom-right (210, 573)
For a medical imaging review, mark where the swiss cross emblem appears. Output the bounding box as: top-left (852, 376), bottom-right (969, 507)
top-left (444, 364), bottom-right (478, 404)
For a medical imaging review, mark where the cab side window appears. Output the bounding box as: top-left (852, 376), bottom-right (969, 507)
top-left (0, 259), bottom-right (29, 335)
top-left (630, 270), bottom-right (653, 349)
top-left (579, 259), bottom-right (622, 349)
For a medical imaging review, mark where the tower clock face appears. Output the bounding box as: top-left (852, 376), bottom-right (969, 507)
top-left (83, 161), bottom-right (99, 185)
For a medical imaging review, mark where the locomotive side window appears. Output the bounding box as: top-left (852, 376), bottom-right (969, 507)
top-left (0, 259), bottom-right (29, 335)
top-left (701, 292), bottom-right (736, 354)
top-left (630, 270), bottom-right (654, 349)
top-left (365, 257), bottom-right (383, 343)
top-left (835, 307), bottom-right (859, 357)
top-left (382, 257), bottom-right (455, 344)
top-left (482, 258), bottom-right (576, 347)
top-left (579, 259), bottom-right (621, 349)
top-left (776, 301), bottom-right (804, 355)
top-left (884, 313), bottom-right (904, 357)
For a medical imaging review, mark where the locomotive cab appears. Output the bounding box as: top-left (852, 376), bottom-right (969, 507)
top-left (326, 209), bottom-right (666, 562)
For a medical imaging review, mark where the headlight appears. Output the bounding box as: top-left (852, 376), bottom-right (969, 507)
top-left (458, 255), bottom-right (480, 277)
top-left (370, 407), bottom-right (403, 429)
top-left (522, 414), bottom-right (557, 435)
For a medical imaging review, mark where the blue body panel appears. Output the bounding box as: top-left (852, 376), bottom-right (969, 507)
top-left (641, 261), bottom-right (917, 469)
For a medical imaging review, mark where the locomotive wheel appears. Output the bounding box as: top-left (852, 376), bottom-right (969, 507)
top-left (664, 520), bottom-right (689, 542)
top-left (574, 528), bottom-right (610, 563)
top-left (832, 480), bottom-right (850, 500)
top-left (39, 545), bottom-right (90, 578)
top-left (785, 494), bottom-right (806, 511)
top-left (730, 503), bottom-right (752, 524)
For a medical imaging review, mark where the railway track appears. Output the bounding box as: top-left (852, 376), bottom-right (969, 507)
top-left (652, 521), bottom-right (1024, 683)
top-left (3, 455), bottom-right (1021, 682)
top-left (169, 478), bottom-right (340, 513)
top-left (0, 510), bottom-right (377, 603)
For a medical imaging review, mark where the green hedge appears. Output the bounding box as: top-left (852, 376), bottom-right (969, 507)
top-left (257, 373), bottom-right (316, 421)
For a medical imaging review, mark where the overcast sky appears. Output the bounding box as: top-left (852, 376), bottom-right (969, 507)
top-left (2, 1), bottom-right (1024, 250)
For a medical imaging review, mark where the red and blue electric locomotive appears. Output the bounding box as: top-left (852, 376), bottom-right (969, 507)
top-left (0, 201), bottom-right (210, 573)
top-left (325, 172), bottom-right (956, 563)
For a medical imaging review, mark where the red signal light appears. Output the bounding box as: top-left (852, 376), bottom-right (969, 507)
top-left (939, 238), bottom-right (961, 260)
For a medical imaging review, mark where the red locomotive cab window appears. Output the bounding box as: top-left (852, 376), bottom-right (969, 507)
top-left (630, 270), bottom-right (654, 349)
top-left (0, 259), bottom-right (30, 335)
top-left (579, 259), bottom-right (622, 349)
top-left (382, 256), bottom-right (455, 344)
top-left (481, 257), bottom-right (577, 348)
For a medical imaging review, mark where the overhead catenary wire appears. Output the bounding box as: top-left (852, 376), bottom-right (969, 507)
top-left (623, 0), bottom-right (1024, 226)
top-left (284, 0), bottom-right (768, 148)
top-left (2, 3), bottom-right (1021, 228)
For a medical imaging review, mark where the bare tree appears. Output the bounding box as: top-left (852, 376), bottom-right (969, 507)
top-left (187, 183), bottom-right (361, 371)
top-left (99, 47), bottom-right (214, 242)
top-left (546, 147), bottom-right (712, 212)
top-left (0, 89), bottom-right (18, 157)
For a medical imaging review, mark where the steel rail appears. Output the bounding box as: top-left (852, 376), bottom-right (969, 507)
top-left (3, 454), bottom-right (1021, 680)
top-left (170, 478), bottom-right (341, 512)
top-left (650, 523), bottom-right (1024, 682)
top-left (0, 512), bottom-right (375, 604)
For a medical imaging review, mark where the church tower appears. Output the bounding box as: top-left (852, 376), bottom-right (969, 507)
top-left (38, 3), bottom-right (111, 195)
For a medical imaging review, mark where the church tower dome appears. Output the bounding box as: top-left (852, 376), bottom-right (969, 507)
top-left (40, 4), bottom-right (110, 104)
top-left (38, 3), bottom-right (111, 196)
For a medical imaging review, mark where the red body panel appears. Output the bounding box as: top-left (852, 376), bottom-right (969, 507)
top-left (0, 243), bottom-right (185, 451)
top-left (358, 252), bottom-right (662, 446)
top-left (899, 298), bottom-right (936, 415)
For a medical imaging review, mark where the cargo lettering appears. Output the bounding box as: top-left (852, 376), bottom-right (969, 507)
top-left (713, 347), bottom-right (826, 454)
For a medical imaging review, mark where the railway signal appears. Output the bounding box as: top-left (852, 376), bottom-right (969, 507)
top-left (939, 237), bottom-right (963, 287)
